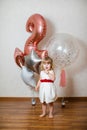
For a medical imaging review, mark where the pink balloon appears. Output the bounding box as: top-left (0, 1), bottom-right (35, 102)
top-left (14, 14), bottom-right (48, 67)
top-left (24, 13), bottom-right (48, 58)
top-left (14, 48), bottom-right (24, 67)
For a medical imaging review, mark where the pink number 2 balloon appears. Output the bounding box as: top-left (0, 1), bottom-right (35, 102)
top-left (14, 13), bottom-right (48, 67)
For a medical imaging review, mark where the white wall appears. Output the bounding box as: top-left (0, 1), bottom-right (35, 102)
top-left (0, 0), bottom-right (87, 97)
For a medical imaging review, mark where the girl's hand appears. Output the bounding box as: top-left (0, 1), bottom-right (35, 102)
top-left (35, 86), bottom-right (39, 91)
top-left (45, 70), bottom-right (49, 74)
top-left (46, 70), bottom-right (55, 81)
top-left (35, 79), bottom-right (40, 91)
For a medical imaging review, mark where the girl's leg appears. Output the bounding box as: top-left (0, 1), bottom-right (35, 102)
top-left (40, 102), bottom-right (47, 117)
top-left (48, 102), bottom-right (54, 118)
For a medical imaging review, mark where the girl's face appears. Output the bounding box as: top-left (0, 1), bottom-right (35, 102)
top-left (42, 60), bottom-right (51, 71)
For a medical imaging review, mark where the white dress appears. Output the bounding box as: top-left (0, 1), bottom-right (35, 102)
top-left (39, 70), bottom-right (57, 104)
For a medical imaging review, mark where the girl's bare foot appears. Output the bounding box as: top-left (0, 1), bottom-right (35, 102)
top-left (40, 113), bottom-right (46, 117)
top-left (49, 114), bottom-right (53, 118)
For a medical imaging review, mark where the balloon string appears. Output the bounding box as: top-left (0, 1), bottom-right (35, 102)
top-left (31, 88), bottom-right (36, 105)
top-left (31, 88), bottom-right (35, 98)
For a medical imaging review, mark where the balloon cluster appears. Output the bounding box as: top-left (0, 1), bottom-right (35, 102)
top-left (14, 14), bottom-right (79, 92)
top-left (14, 14), bottom-right (48, 88)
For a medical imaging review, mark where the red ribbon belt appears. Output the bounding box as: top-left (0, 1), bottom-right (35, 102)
top-left (40, 79), bottom-right (54, 83)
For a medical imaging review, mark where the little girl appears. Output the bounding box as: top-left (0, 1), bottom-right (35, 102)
top-left (35, 56), bottom-right (57, 118)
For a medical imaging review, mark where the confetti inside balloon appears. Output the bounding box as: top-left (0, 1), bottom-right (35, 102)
top-left (46, 33), bottom-right (79, 68)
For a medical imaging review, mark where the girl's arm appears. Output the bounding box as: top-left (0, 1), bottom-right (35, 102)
top-left (46, 70), bottom-right (55, 81)
top-left (35, 79), bottom-right (41, 91)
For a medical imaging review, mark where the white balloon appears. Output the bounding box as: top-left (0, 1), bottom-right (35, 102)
top-left (21, 66), bottom-right (36, 87)
top-left (46, 33), bottom-right (79, 68)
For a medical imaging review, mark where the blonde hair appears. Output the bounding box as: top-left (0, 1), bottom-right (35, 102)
top-left (40, 56), bottom-right (53, 71)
